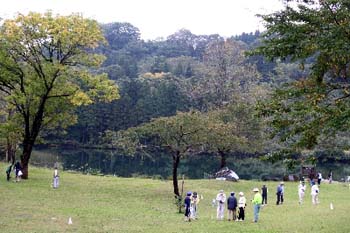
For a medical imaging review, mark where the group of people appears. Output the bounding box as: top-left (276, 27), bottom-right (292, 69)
top-left (5, 162), bottom-right (59, 189)
top-left (298, 178), bottom-right (321, 205)
top-left (215, 190), bottom-right (249, 222)
top-left (184, 188), bottom-right (262, 223)
top-left (184, 191), bottom-right (200, 221)
top-left (5, 161), bottom-right (23, 182)
top-left (184, 177), bottom-right (327, 223)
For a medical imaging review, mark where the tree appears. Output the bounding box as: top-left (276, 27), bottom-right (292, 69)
top-left (190, 38), bottom-right (260, 111)
top-left (0, 12), bottom-right (119, 178)
top-left (101, 22), bottom-right (140, 50)
top-left (205, 101), bottom-right (264, 169)
top-left (250, 0), bottom-right (350, 159)
top-left (111, 111), bottom-right (207, 197)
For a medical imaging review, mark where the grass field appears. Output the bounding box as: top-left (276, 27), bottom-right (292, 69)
top-left (1, 163), bottom-right (350, 233)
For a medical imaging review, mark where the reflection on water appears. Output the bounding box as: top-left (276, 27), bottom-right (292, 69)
top-left (30, 147), bottom-right (288, 179)
top-left (29, 147), bottom-right (350, 180)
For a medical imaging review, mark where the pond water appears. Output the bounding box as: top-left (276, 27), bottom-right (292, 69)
top-left (26, 147), bottom-right (350, 180)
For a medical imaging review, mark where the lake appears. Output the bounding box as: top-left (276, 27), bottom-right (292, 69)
top-left (23, 147), bottom-right (350, 180)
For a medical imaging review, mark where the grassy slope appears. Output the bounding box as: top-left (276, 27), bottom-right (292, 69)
top-left (0, 163), bottom-right (350, 233)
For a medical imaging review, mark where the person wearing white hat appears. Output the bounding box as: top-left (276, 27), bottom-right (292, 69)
top-left (216, 190), bottom-right (226, 220)
top-left (252, 188), bottom-right (262, 223)
top-left (237, 192), bottom-right (246, 221)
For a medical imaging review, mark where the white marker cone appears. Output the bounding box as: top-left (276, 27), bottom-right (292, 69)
top-left (68, 217), bottom-right (73, 225)
top-left (330, 203), bottom-right (334, 210)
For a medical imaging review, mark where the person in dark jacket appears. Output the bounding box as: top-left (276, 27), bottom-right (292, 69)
top-left (184, 192), bottom-right (192, 221)
top-left (6, 165), bottom-right (12, 181)
top-left (261, 184), bottom-right (268, 205)
top-left (227, 192), bottom-right (238, 221)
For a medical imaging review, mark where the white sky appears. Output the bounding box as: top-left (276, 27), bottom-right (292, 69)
top-left (0, 0), bottom-right (284, 40)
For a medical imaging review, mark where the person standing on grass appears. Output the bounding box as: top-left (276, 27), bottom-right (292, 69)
top-left (317, 172), bottom-right (322, 185)
top-left (190, 192), bottom-right (200, 220)
top-left (184, 192), bottom-right (192, 221)
top-left (227, 192), bottom-right (237, 221)
top-left (298, 181), bottom-right (306, 205)
top-left (276, 182), bottom-right (284, 205)
top-left (311, 183), bottom-right (320, 205)
top-left (6, 164), bottom-right (12, 181)
top-left (261, 184), bottom-right (268, 205)
top-left (216, 190), bottom-right (226, 220)
top-left (252, 188), bottom-right (262, 223)
top-left (328, 170), bottom-right (333, 184)
top-left (53, 166), bottom-right (59, 189)
top-left (237, 192), bottom-right (246, 221)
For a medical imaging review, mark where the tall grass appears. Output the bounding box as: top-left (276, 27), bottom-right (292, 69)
top-left (0, 163), bottom-right (349, 233)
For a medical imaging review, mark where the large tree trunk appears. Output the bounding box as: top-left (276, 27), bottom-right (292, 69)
top-left (20, 95), bottom-right (47, 179)
top-left (20, 138), bottom-right (34, 179)
top-left (218, 149), bottom-right (226, 169)
top-left (172, 152), bottom-right (181, 197)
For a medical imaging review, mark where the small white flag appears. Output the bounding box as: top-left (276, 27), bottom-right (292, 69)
top-left (68, 217), bottom-right (73, 225)
top-left (330, 203), bottom-right (334, 210)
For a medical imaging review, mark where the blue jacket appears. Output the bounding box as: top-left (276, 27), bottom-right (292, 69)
top-left (277, 185), bottom-right (282, 194)
top-left (227, 195), bottom-right (237, 210)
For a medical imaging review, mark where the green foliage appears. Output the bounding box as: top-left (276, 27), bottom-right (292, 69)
top-left (0, 12), bottom-right (120, 177)
top-left (252, 0), bottom-right (350, 153)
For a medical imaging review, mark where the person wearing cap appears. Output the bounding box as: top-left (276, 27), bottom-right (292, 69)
top-left (298, 181), bottom-right (306, 205)
top-left (276, 182), bottom-right (284, 205)
top-left (252, 188), bottom-right (262, 223)
top-left (190, 192), bottom-right (200, 220)
top-left (216, 190), bottom-right (226, 220)
top-left (237, 192), bottom-right (246, 221)
top-left (184, 192), bottom-right (192, 221)
top-left (227, 192), bottom-right (237, 221)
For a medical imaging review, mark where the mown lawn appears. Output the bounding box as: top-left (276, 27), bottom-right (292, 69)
top-left (0, 163), bottom-right (349, 233)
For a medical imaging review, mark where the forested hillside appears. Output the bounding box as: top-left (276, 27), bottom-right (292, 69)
top-left (47, 24), bottom-right (274, 145)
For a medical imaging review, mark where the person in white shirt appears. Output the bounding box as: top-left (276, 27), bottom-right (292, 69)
top-left (237, 192), bottom-right (247, 221)
top-left (298, 181), bottom-right (306, 204)
top-left (311, 183), bottom-right (319, 205)
top-left (53, 166), bottom-right (59, 189)
top-left (216, 190), bottom-right (226, 220)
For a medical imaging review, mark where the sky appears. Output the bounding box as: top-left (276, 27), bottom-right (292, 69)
top-left (0, 0), bottom-right (284, 40)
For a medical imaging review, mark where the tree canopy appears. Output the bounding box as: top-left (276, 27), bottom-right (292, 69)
top-left (251, 0), bottom-right (350, 159)
top-left (0, 12), bottom-right (120, 178)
